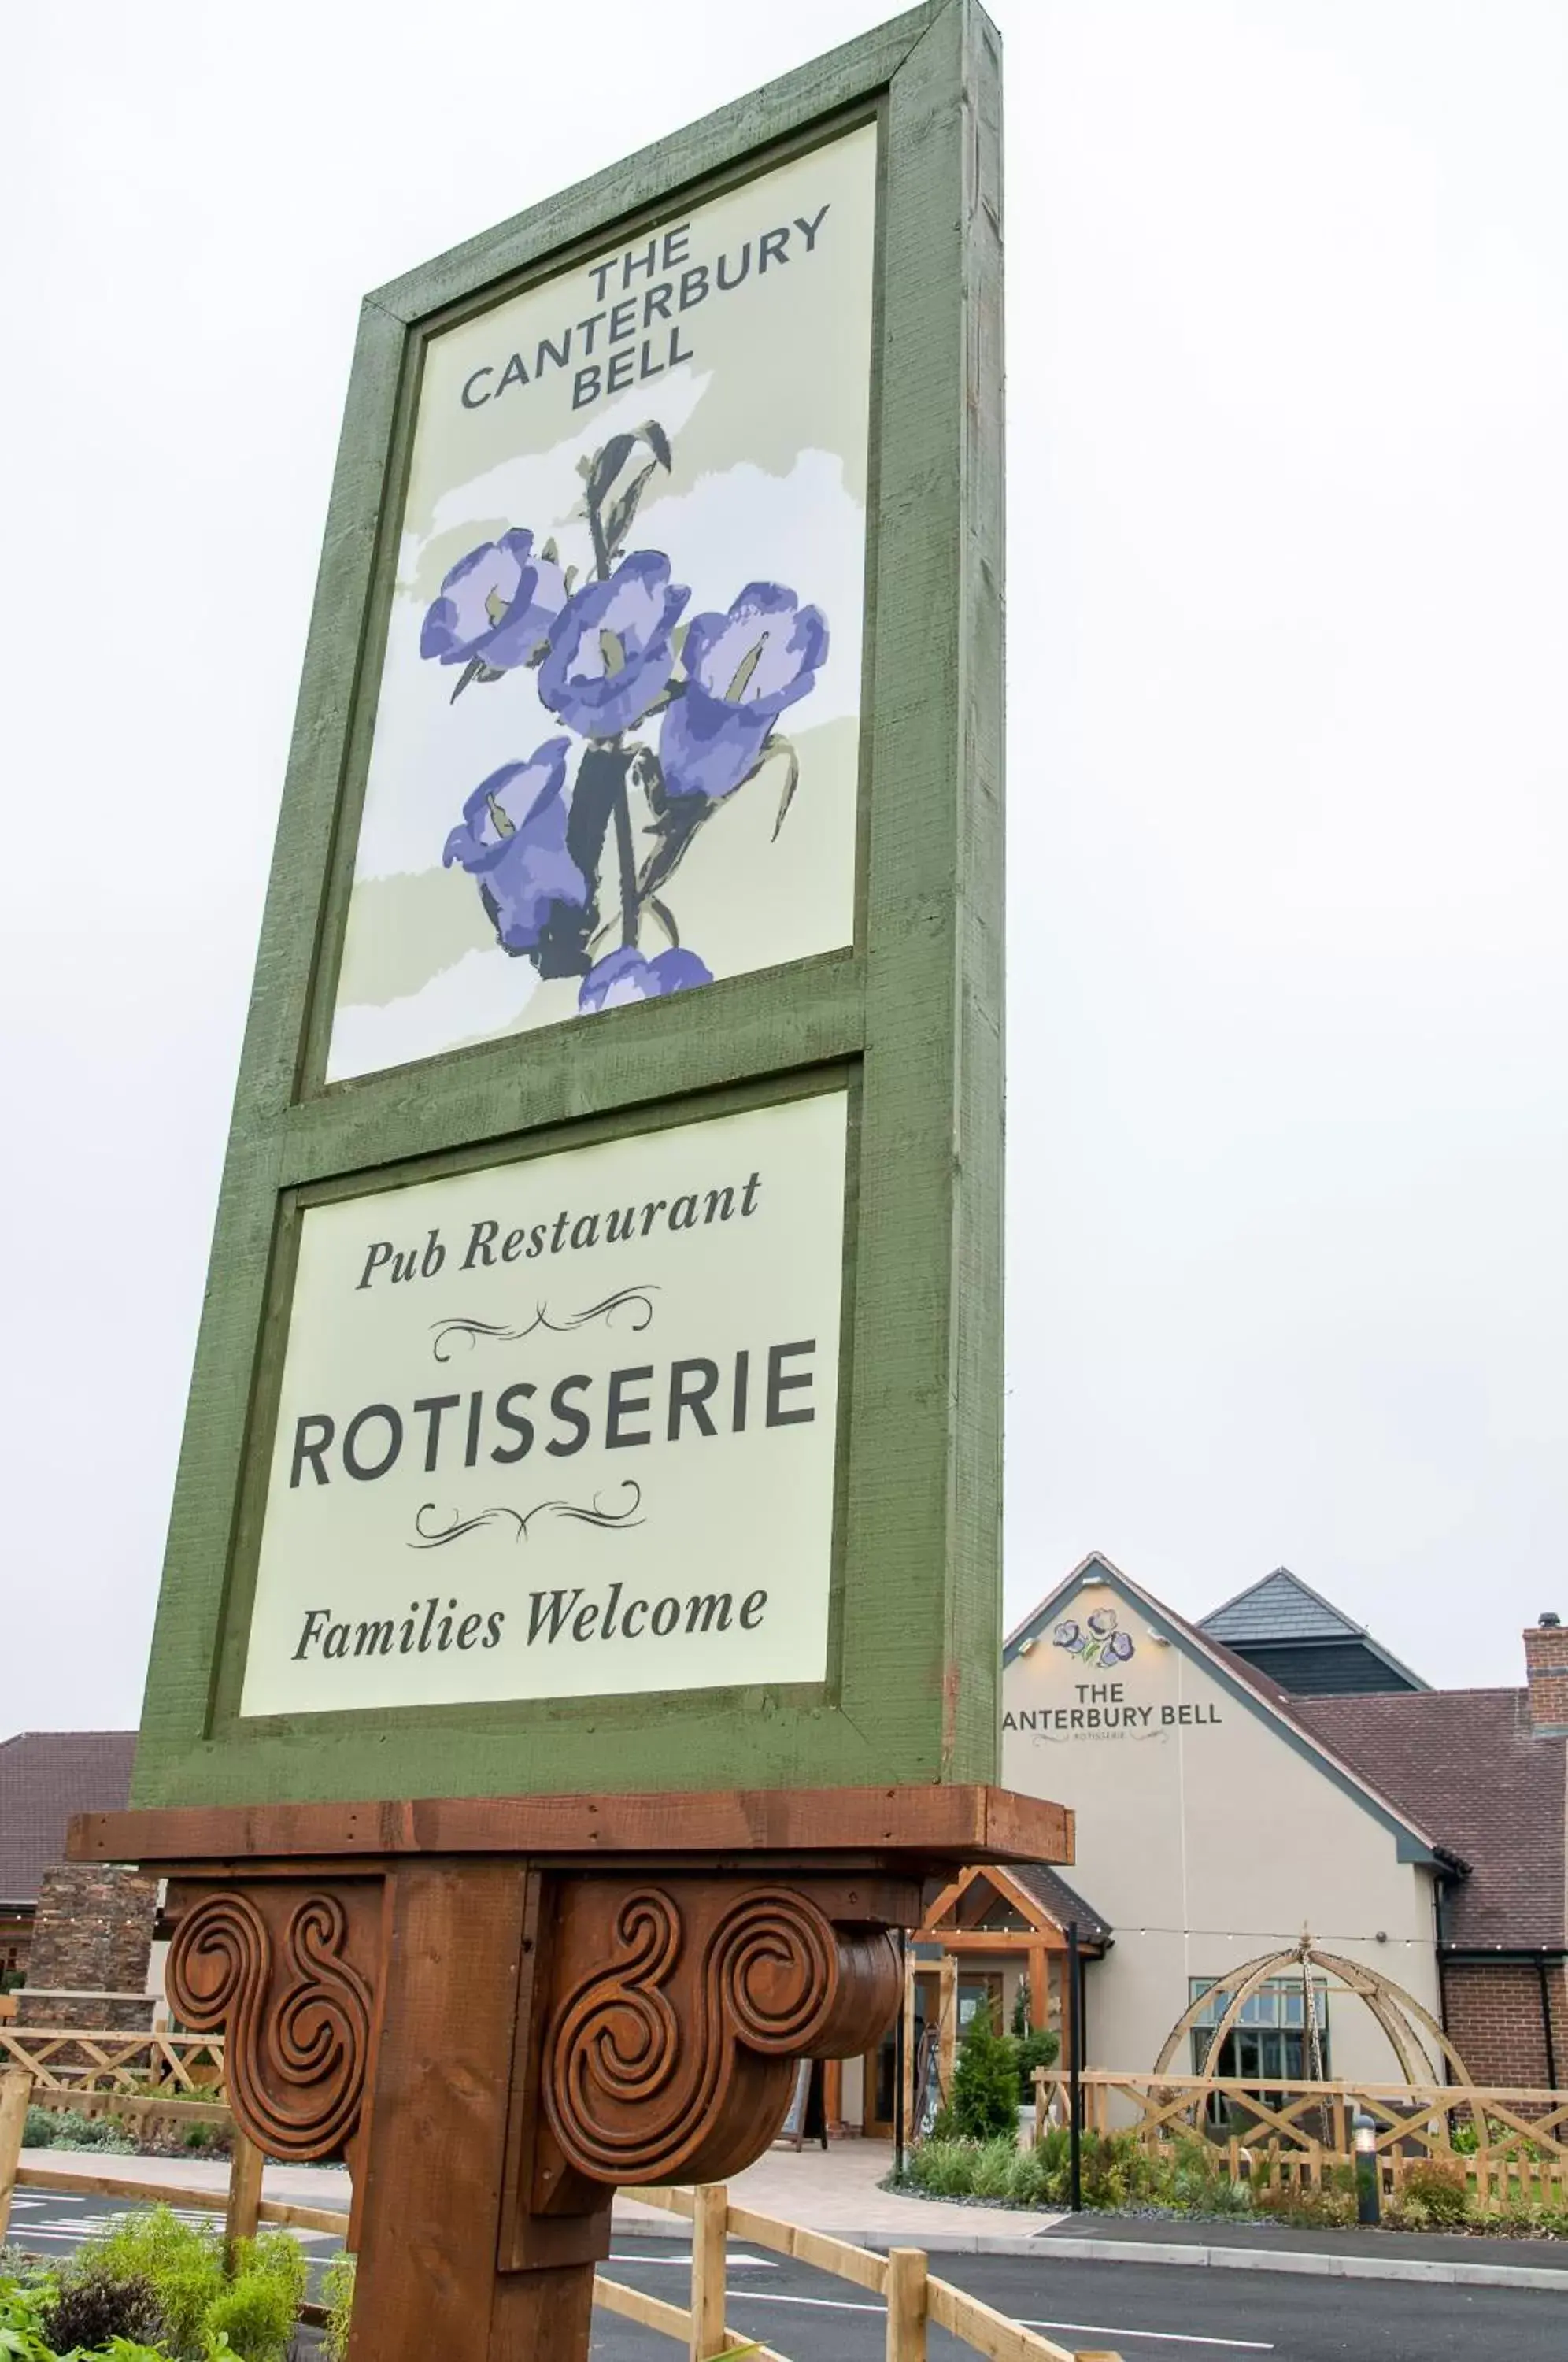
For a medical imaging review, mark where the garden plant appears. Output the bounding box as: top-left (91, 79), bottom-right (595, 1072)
top-left (0, 2205), bottom-right (306, 2360)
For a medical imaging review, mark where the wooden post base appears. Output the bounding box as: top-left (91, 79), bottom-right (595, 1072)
top-left (71, 1786), bottom-right (1070, 2360)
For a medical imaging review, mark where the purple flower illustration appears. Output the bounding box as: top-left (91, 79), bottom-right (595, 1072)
top-left (442, 741), bottom-right (592, 968)
top-left (538, 553), bottom-right (688, 739)
top-left (1060, 1605), bottom-right (1137, 1668)
top-left (428, 428), bottom-right (832, 1012)
top-left (579, 945), bottom-right (712, 1013)
top-left (420, 529), bottom-right (566, 672)
top-left (659, 583), bottom-right (828, 802)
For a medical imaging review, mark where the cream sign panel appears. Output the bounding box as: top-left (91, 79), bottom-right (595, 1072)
top-left (327, 125), bottom-right (877, 1083)
top-left (241, 1093), bottom-right (848, 1716)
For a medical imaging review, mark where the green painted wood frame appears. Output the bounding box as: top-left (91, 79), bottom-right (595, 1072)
top-left (132, 0), bottom-right (1004, 1809)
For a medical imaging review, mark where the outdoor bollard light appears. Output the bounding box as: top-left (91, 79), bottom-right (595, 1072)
top-left (1354, 2109), bottom-right (1381, 2225)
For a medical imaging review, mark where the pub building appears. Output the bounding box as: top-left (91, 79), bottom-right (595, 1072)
top-left (7, 1559), bottom-right (1566, 2117)
top-left (830, 1557), bottom-right (1568, 2136)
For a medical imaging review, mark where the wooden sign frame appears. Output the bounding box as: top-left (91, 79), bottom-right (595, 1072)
top-left (134, 0), bottom-right (1004, 1811)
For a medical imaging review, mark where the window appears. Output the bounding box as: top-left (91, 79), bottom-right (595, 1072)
top-left (1189, 1976), bottom-right (1331, 2083)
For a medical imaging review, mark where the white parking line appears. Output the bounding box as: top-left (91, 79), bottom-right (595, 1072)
top-left (1022, 2322), bottom-right (1273, 2353)
top-left (712, 2290), bottom-right (1273, 2353)
top-left (608, 2252), bottom-right (774, 2269)
top-left (723, 2291), bottom-right (883, 2314)
top-left (9, 2214), bottom-right (332, 2246)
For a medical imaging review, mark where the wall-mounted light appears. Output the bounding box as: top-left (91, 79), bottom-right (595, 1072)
top-left (1145, 1631), bottom-right (1171, 1647)
top-left (1017, 1637), bottom-right (1036, 1657)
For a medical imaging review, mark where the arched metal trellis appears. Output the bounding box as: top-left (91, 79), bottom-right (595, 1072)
top-left (1152, 1932), bottom-right (1475, 2091)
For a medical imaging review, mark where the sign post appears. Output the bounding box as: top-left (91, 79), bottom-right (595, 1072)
top-left (73, 7), bottom-right (1061, 2353)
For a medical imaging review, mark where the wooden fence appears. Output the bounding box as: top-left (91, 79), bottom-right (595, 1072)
top-left (0, 2064), bottom-right (1122, 2361)
top-left (625, 2181), bottom-right (1119, 2360)
top-left (1036, 2067), bottom-right (1568, 2210)
top-left (0, 2027), bottom-right (224, 2096)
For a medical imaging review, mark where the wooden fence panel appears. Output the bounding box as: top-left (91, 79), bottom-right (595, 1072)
top-left (886, 2249), bottom-right (928, 2362)
top-left (0, 2069), bottom-right (29, 2245)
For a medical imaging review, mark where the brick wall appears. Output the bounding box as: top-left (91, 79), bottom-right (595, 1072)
top-left (1441, 1958), bottom-right (1568, 2090)
top-left (14, 1861), bottom-right (158, 2031)
top-left (1524, 1620), bottom-right (1568, 1733)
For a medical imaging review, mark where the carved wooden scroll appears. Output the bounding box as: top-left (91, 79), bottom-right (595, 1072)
top-left (539, 1878), bottom-right (900, 2190)
top-left (166, 1879), bottom-right (381, 2166)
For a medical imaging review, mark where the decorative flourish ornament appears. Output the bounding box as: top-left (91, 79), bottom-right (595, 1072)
top-left (167, 1889), bottom-right (374, 2159)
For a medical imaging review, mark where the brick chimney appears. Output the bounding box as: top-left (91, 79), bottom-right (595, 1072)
top-left (1524, 1615), bottom-right (1568, 1734)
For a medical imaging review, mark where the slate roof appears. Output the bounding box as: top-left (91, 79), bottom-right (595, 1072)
top-left (1200, 1568), bottom-right (1429, 1694)
top-left (1296, 1690), bottom-right (1567, 1952)
top-left (0, 1732), bottom-right (137, 1905)
top-left (1203, 1568), bottom-right (1360, 1644)
top-left (1007, 1862), bottom-right (1114, 1951)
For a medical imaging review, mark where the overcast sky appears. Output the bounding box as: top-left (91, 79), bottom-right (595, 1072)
top-left (3, 0), bottom-right (1565, 1734)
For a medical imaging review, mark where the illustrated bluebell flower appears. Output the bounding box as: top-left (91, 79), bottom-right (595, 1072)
top-left (442, 741), bottom-right (594, 972)
top-left (420, 530), bottom-right (567, 676)
top-left (1086, 1609), bottom-right (1117, 1637)
top-left (538, 553), bottom-right (689, 739)
top-left (659, 583), bottom-right (828, 804)
top-left (1104, 1629), bottom-right (1135, 1664)
top-left (578, 945), bottom-right (712, 1013)
top-left (1052, 1620), bottom-right (1084, 1654)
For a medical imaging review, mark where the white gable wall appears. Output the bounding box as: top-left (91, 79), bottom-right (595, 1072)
top-left (1003, 1570), bottom-right (1442, 2086)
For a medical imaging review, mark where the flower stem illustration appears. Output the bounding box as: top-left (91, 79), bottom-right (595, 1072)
top-left (427, 419), bottom-right (828, 1013)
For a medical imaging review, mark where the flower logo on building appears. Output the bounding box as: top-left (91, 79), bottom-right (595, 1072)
top-left (424, 420), bottom-right (827, 1016)
top-left (1053, 1607), bottom-right (1134, 1667)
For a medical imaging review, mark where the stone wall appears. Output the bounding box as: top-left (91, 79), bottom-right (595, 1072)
top-left (14, 1860), bottom-right (158, 2031)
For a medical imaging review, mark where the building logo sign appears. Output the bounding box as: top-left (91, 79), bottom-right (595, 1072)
top-left (1053, 1607), bottom-right (1134, 1666)
top-left (240, 1090), bottom-right (848, 1717)
top-left (1005, 1682), bottom-right (1224, 1739)
top-left (1008, 1595), bottom-right (1226, 1743)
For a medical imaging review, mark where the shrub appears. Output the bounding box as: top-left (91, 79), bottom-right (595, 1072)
top-left (203, 2264), bottom-right (299, 2361)
top-left (94, 2205), bottom-right (226, 2355)
top-left (23, 2105), bottom-right (137, 2154)
top-left (904, 2122), bottom-right (1261, 2218)
top-left (1253, 2178), bottom-right (1357, 2229)
top-left (940, 2008), bottom-right (1023, 2142)
top-left (322, 2251), bottom-right (357, 2362)
top-left (1014, 2029), bottom-right (1060, 2106)
top-left (38, 2263), bottom-right (168, 2355)
top-left (1004, 2142), bottom-right (1058, 2207)
top-left (81, 2211), bottom-right (307, 2360)
top-left (0, 2269), bottom-right (53, 2360)
top-left (905, 2137), bottom-right (981, 2197)
top-left (1400, 2157), bottom-right (1470, 2224)
top-left (965, 2135), bottom-right (1020, 2201)
top-left (1078, 2128), bottom-right (1162, 2209)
